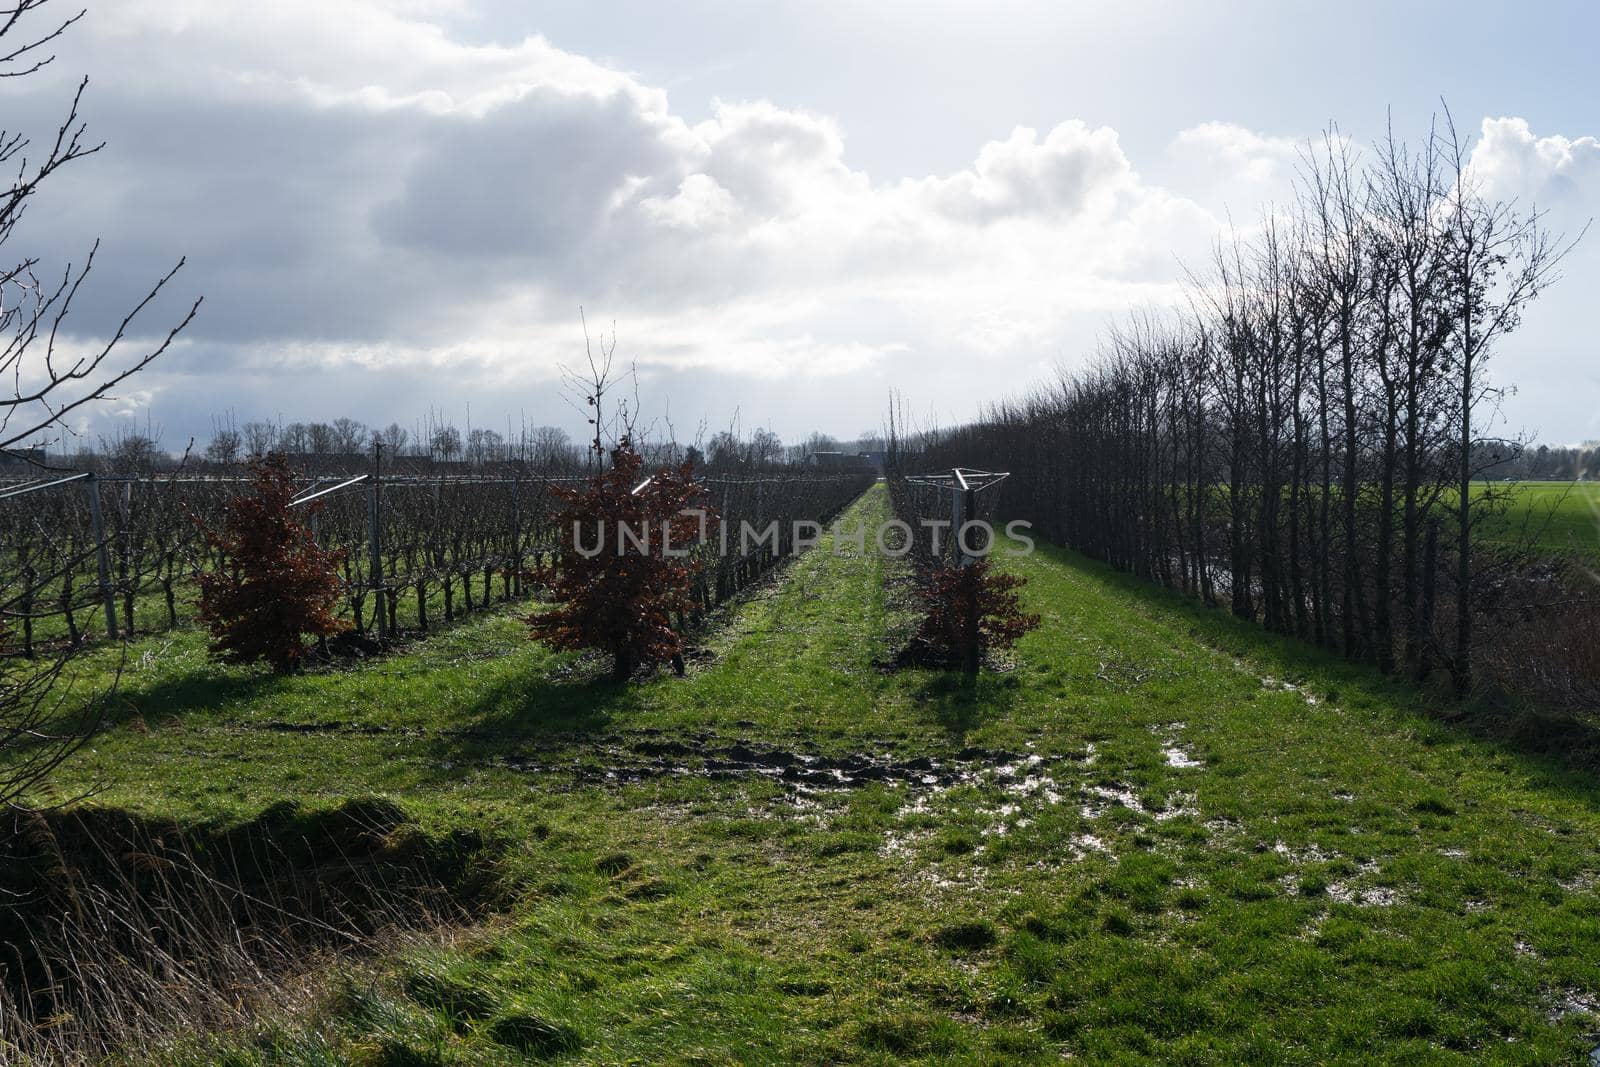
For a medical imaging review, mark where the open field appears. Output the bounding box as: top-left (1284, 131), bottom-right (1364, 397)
top-left (1478, 481), bottom-right (1600, 563)
top-left (24, 485), bottom-right (1600, 1064)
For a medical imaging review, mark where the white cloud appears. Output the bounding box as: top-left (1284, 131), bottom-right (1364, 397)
top-left (909, 121), bottom-right (1134, 224)
top-left (1466, 117), bottom-right (1600, 208)
top-left (1172, 123), bottom-right (1299, 182)
top-left (1164, 122), bottom-right (1303, 220)
top-left (1458, 117), bottom-right (1600, 445)
top-left (640, 174), bottom-right (738, 230)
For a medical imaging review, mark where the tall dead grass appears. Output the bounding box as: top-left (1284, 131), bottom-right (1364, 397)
top-left (0, 797), bottom-right (501, 1064)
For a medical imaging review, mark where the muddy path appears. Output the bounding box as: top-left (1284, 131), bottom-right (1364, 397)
top-left (209, 717), bottom-right (1078, 792)
top-left (496, 731), bottom-right (1068, 795)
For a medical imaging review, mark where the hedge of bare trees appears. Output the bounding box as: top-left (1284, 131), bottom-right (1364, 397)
top-left (906, 116), bottom-right (1585, 700)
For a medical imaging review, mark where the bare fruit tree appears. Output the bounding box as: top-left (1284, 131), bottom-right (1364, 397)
top-left (1, 0), bottom-right (199, 809)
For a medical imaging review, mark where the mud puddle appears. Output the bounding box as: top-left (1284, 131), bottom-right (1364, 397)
top-left (501, 733), bottom-right (1039, 794)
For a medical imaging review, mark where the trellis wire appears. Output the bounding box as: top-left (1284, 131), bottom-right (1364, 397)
top-left (0, 460), bottom-right (874, 653)
top-left (890, 467), bottom-right (1011, 565)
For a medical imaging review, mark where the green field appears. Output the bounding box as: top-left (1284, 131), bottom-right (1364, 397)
top-left (1478, 480), bottom-right (1600, 563)
top-left (24, 485), bottom-right (1600, 1064)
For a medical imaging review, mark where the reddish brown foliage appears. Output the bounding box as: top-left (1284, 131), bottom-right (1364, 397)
top-left (917, 559), bottom-right (1040, 673)
top-left (195, 454), bottom-right (346, 674)
top-left (529, 439), bottom-right (715, 680)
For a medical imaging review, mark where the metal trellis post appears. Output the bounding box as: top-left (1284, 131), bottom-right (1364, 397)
top-left (510, 464), bottom-right (522, 597)
top-left (960, 485), bottom-right (977, 566)
top-left (369, 441), bottom-right (387, 640)
top-left (84, 472), bottom-right (118, 639)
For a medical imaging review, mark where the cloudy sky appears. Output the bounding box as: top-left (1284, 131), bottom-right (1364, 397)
top-left (11, 0), bottom-right (1599, 450)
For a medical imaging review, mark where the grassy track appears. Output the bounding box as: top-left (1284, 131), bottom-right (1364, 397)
top-left (33, 486), bottom-right (1600, 1064)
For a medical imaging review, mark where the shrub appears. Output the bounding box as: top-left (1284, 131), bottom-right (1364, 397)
top-left (917, 559), bottom-right (1040, 673)
top-left (529, 438), bottom-right (714, 681)
top-left (195, 453), bottom-right (346, 673)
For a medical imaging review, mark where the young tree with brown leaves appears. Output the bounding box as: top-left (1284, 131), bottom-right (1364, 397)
top-left (917, 560), bottom-right (1040, 675)
top-left (529, 438), bottom-right (713, 681)
top-left (195, 454), bottom-right (346, 674)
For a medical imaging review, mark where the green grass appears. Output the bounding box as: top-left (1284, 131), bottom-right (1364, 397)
top-left (4, 561), bottom-right (520, 649)
top-left (23, 485), bottom-right (1600, 1063)
top-left (1476, 480), bottom-right (1600, 563)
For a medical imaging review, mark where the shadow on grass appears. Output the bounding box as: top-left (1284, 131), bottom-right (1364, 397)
top-left (1034, 540), bottom-right (1600, 807)
top-left (8, 668), bottom-right (290, 756)
top-left (909, 670), bottom-right (1020, 742)
top-left (34, 643), bottom-right (642, 774)
top-left (422, 663), bottom-right (646, 771)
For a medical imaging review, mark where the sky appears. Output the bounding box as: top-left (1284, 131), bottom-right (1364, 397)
top-left (8, 0), bottom-right (1599, 451)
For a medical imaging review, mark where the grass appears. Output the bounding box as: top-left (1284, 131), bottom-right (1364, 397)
top-left (21, 485), bottom-right (1600, 1063)
top-left (1477, 480), bottom-right (1600, 563)
top-left (3, 560), bottom-right (520, 649)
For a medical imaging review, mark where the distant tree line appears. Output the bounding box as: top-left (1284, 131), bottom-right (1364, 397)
top-left (905, 115), bottom-right (1583, 697)
top-left (1480, 441), bottom-right (1598, 482)
top-left (197, 417), bottom-right (583, 471)
top-left (4, 417), bottom-right (888, 476)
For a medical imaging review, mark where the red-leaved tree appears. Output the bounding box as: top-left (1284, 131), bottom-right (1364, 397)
top-left (530, 438), bottom-right (714, 681)
top-left (918, 559), bottom-right (1040, 674)
top-left (195, 454), bottom-right (346, 673)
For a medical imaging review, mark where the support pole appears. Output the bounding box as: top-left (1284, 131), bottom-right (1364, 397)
top-left (85, 472), bottom-right (118, 640)
top-left (509, 464), bottom-right (522, 597)
top-left (961, 485), bottom-right (979, 674)
top-left (960, 486), bottom-right (976, 567)
top-left (369, 441), bottom-right (387, 641)
top-left (950, 484), bottom-right (964, 564)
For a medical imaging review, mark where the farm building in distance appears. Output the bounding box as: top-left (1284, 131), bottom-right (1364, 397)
top-left (805, 450), bottom-right (883, 473)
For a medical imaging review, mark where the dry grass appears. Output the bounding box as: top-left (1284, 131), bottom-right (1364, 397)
top-left (0, 798), bottom-right (502, 1063)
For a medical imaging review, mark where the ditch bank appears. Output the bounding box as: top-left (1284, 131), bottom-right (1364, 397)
top-left (0, 796), bottom-right (507, 1062)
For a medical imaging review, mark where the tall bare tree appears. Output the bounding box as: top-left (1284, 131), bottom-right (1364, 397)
top-left (0, 3), bottom-right (199, 459)
top-left (1436, 110), bottom-right (1578, 692)
top-left (1, 0), bottom-right (199, 810)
